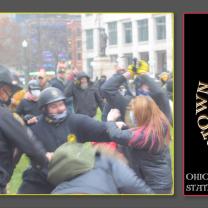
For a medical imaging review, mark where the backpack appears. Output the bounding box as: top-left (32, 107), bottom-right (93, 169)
top-left (48, 142), bottom-right (95, 186)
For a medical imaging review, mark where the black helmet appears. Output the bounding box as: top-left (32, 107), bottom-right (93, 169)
top-left (0, 65), bottom-right (22, 93)
top-left (28, 79), bottom-right (41, 91)
top-left (38, 87), bottom-right (66, 110)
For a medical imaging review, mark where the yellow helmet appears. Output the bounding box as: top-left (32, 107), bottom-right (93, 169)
top-left (137, 60), bottom-right (149, 75)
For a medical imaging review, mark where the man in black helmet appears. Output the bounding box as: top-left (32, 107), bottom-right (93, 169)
top-left (0, 65), bottom-right (51, 194)
top-left (18, 87), bottom-right (111, 194)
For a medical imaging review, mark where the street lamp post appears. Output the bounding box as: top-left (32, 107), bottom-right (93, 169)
top-left (22, 40), bottom-right (29, 84)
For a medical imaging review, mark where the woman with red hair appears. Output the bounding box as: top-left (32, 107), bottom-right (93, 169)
top-left (106, 96), bottom-right (172, 194)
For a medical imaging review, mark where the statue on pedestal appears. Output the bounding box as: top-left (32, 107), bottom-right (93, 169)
top-left (99, 28), bottom-right (108, 57)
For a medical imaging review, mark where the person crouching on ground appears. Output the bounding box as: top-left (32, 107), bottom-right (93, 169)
top-left (48, 142), bottom-right (154, 194)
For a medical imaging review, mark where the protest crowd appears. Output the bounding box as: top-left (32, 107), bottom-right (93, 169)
top-left (0, 59), bottom-right (173, 194)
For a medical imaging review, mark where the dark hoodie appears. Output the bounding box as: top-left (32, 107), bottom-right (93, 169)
top-left (64, 72), bottom-right (104, 117)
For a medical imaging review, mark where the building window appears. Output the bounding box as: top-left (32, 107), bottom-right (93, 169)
top-left (156, 50), bottom-right (167, 73)
top-left (155, 16), bottom-right (166, 40)
top-left (139, 52), bottom-right (149, 62)
top-left (86, 29), bottom-right (93, 50)
top-left (137, 19), bottom-right (148, 42)
top-left (77, 53), bottom-right (82, 60)
top-left (124, 53), bottom-right (133, 66)
top-left (123, 22), bottom-right (132, 43)
top-left (110, 54), bottom-right (118, 63)
top-left (108, 22), bottom-right (117, 45)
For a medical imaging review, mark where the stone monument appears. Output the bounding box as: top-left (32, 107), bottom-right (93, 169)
top-left (91, 28), bottom-right (114, 80)
top-left (99, 28), bottom-right (108, 57)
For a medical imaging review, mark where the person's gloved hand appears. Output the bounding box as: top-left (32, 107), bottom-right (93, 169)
top-left (24, 114), bottom-right (38, 125)
top-left (27, 116), bottom-right (38, 125)
top-left (23, 114), bottom-right (34, 122)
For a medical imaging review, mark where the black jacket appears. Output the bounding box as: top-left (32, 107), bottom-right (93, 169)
top-left (52, 153), bottom-right (154, 194)
top-left (65, 82), bottom-right (104, 117)
top-left (134, 75), bottom-right (172, 123)
top-left (106, 122), bottom-right (172, 193)
top-left (0, 105), bottom-right (48, 192)
top-left (101, 74), bottom-right (172, 123)
top-left (31, 113), bottom-right (111, 153)
top-left (20, 112), bottom-right (111, 193)
top-left (49, 77), bottom-right (65, 92)
top-left (16, 99), bottom-right (40, 118)
top-left (101, 74), bottom-right (131, 121)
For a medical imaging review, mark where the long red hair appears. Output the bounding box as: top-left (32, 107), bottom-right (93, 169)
top-left (129, 96), bottom-right (171, 151)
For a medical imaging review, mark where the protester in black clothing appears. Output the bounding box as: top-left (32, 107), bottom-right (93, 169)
top-left (95, 75), bottom-right (107, 94)
top-left (18, 87), bottom-right (111, 194)
top-left (0, 66), bottom-right (51, 194)
top-left (16, 79), bottom-right (41, 125)
top-left (134, 75), bottom-right (172, 123)
top-left (64, 72), bottom-right (104, 117)
top-left (49, 68), bottom-right (66, 92)
top-left (100, 66), bottom-right (133, 122)
top-left (64, 72), bottom-right (75, 113)
top-left (101, 67), bottom-right (172, 123)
